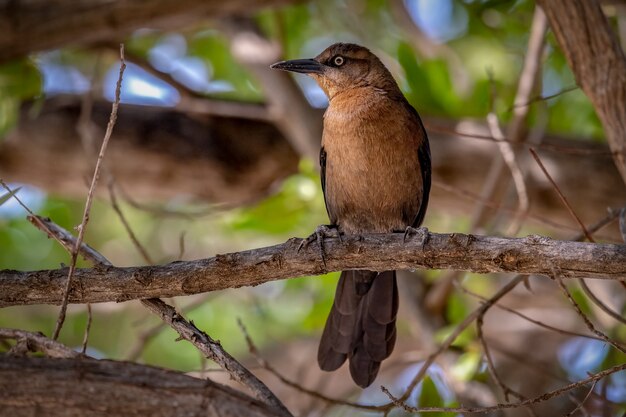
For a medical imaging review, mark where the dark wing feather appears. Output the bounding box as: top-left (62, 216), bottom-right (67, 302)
top-left (404, 101), bottom-right (431, 228)
top-left (319, 146), bottom-right (338, 225)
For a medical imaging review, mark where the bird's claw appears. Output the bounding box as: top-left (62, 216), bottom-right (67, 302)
top-left (402, 226), bottom-right (429, 247)
top-left (298, 225), bottom-right (342, 268)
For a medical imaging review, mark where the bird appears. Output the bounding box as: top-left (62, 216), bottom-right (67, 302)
top-left (271, 43), bottom-right (431, 388)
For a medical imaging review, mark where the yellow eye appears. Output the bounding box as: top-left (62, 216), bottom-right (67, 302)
top-left (333, 56), bottom-right (345, 66)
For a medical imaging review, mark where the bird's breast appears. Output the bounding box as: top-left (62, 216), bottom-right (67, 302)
top-left (322, 93), bottom-right (425, 234)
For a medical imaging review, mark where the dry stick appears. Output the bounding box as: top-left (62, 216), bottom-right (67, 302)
top-left (508, 84), bottom-right (579, 110)
top-left (476, 315), bottom-right (529, 403)
top-left (424, 124), bottom-right (613, 156)
top-left (0, 182), bottom-right (100, 351)
top-left (578, 279), bottom-right (626, 326)
top-left (52, 44), bottom-right (126, 341)
top-left (81, 303), bottom-right (92, 354)
top-left (433, 180), bottom-right (620, 241)
top-left (554, 276), bottom-right (626, 354)
top-left (530, 148), bottom-right (626, 325)
top-left (460, 284), bottom-right (604, 342)
top-left (563, 379), bottom-right (597, 417)
top-left (26, 214), bottom-right (292, 416)
top-left (470, 5), bottom-right (547, 229)
top-left (486, 112), bottom-right (529, 234)
top-left (106, 182), bottom-right (291, 416)
top-left (237, 319), bottom-right (382, 412)
top-left (427, 8), bottom-right (547, 313)
top-left (394, 275), bottom-right (526, 405)
top-left (142, 299), bottom-right (292, 417)
top-left (108, 181), bottom-right (155, 265)
top-left (0, 328), bottom-right (81, 359)
top-left (0, 181), bottom-right (35, 216)
top-left (125, 295), bottom-right (212, 361)
top-left (529, 149), bottom-right (594, 242)
top-left (382, 362), bottom-right (626, 415)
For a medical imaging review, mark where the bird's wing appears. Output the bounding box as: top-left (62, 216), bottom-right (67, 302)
top-left (412, 135), bottom-right (431, 227)
top-left (405, 102), bottom-right (431, 228)
top-left (320, 146), bottom-right (338, 225)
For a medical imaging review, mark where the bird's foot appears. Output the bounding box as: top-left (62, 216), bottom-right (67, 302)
top-left (298, 224), bottom-right (343, 267)
top-left (402, 226), bottom-right (429, 247)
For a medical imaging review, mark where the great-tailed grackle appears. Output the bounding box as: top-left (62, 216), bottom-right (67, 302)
top-left (271, 43), bottom-right (431, 388)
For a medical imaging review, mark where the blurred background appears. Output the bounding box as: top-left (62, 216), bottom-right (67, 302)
top-left (0, 0), bottom-right (625, 415)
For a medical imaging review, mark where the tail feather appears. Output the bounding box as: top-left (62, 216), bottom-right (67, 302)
top-left (317, 270), bottom-right (398, 387)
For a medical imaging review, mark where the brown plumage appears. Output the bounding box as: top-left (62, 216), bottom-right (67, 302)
top-left (271, 43), bottom-right (431, 388)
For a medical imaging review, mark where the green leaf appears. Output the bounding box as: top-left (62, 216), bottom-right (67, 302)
top-left (0, 59), bottom-right (42, 100)
top-left (419, 376), bottom-right (456, 417)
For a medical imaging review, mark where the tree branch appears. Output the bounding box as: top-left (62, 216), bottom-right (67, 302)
top-left (538, 0), bottom-right (626, 184)
top-left (0, 356), bottom-right (284, 417)
top-left (1, 231), bottom-right (624, 306)
top-left (0, 0), bottom-right (300, 62)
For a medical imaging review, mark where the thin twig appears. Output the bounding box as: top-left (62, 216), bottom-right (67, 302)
top-left (0, 180), bottom-right (35, 215)
top-left (81, 303), bottom-right (93, 354)
top-left (555, 276), bottom-right (626, 354)
top-left (529, 148), bottom-right (595, 242)
top-left (0, 328), bottom-right (81, 358)
top-left (486, 112), bottom-right (530, 232)
top-left (393, 275), bottom-right (526, 404)
top-left (52, 43), bottom-right (126, 340)
top-left (508, 85), bottom-right (579, 110)
top-left (25, 209), bottom-right (291, 416)
top-left (142, 298), bottom-right (292, 417)
top-left (563, 379), bottom-right (597, 417)
top-left (530, 149), bottom-right (626, 324)
top-left (237, 319), bottom-right (381, 411)
top-left (459, 284), bottom-right (604, 341)
top-left (125, 295), bottom-right (212, 361)
top-left (578, 279), bottom-right (626, 325)
top-left (108, 180), bottom-right (155, 265)
top-left (476, 314), bottom-right (529, 403)
top-left (381, 362), bottom-right (626, 414)
top-left (469, 5), bottom-right (547, 229)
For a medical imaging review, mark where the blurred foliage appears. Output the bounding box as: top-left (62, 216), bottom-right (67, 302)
top-left (0, 0), bottom-right (623, 413)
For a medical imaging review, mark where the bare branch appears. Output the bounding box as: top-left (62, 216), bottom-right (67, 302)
top-left (0, 328), bottom-right (80, 359)
top-left (52, 43), bottom-right (125, 340)
top-left (382, 362), bottom-right (626, 414)
top-left (141, 298), bottom-right (292, 417)
top-left (1, 231), bottom-right (625, 307)
top-left (0, 0), bottom-right (300, 62)
top-left (530, 148), bottom-right (595, 242)
top-left (555, 276), bottom-right (626, 354)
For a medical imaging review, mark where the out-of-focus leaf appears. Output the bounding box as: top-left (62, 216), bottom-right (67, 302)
top-left (446, 291), bottom-right (467, 324)
top-left (0, 59), bottom-right (42, 99)
top-left (419, 376), bottom-right (456, 417)
top-left (435, 324), bottom-right (476, 348)
top-left (451, 351), bottom-right (482, 382)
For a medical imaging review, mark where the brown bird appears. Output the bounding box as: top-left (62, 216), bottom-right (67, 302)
top-left (271, 43), bottom-right (430, 388)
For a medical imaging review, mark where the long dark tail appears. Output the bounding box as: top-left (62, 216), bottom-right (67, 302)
top-left (317, 270), bottom-right (398, 388)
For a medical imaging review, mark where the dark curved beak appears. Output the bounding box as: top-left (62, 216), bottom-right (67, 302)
top-left (270, 59), bottom-right (324, 74)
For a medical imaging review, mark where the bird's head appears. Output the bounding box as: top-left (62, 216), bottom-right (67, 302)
top-left (270, 43), bottom-right (400, 100)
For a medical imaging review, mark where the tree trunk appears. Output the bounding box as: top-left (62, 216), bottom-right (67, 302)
top-left (0, 356), bottom-right (282, 417)
top-left (538, 0), bottom-right (626, 184)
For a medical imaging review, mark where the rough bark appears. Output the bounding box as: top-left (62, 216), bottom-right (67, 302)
top-left (1, 97), bottom-right (623, 232)
top-left (0, 356), bottom-right (282, 417)
top-left (0, 0), bottom-right (299, 63)
top-left (538, 0), bottom-right (626, 184)
top-left (1, 231), bottom-right (624, 307)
